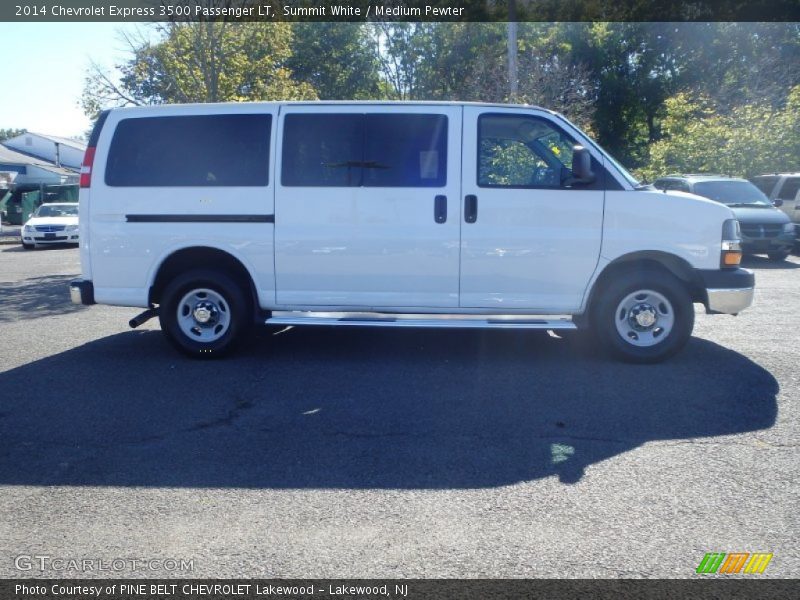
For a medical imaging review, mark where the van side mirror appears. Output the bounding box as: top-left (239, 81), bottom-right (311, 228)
top-left (564, 146), bottom-right (596, 187)
top-left (773, 198), bottom-right (784, 208)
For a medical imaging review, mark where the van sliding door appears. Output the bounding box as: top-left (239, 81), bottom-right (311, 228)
top-left (275, 106), bottom-right (462, 309)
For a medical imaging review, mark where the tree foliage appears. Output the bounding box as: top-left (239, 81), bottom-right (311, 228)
top-left (639, 86), bottom-right (800, 181)
top-left (287, 23), bottom-right (381, 100)
top-left (0, 128), bottom-right (26, 142)
top-left (81, 21), bottom-right (799, 177)
top-left (82, 22), bottom-right (316, 118)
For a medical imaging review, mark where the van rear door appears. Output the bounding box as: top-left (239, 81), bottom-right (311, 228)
top-left (275, 105), bottom-right (462, 308)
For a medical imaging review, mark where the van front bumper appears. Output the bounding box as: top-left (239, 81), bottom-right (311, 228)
top-left (697, 268), bottom-right (755, 315)
top-left (70, 279), bottom-right (95, 305)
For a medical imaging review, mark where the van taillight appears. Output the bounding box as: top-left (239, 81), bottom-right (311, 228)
top-left (80, 147), bottom-right (96, 188)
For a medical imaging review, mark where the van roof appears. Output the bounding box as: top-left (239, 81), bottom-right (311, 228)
top-left (752, 172), bottom-right (800, 177)
top-left (108, 100), bottom-right (554, 113)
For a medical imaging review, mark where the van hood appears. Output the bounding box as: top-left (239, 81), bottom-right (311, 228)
top-left (728, 205), bottom-right (790, 225)
top-left (654, 189), bottom-right (736, 218)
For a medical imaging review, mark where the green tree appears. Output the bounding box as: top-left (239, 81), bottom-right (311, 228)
top-left (639, 86), bottom-right (800, 181)
top-left (474, 23), bottom-right (597, 130)
top-left (551, 23), bottom-right (685, 165)
top-left (288, 23), bottom-right (381, 100)
top-left (681, 23), bottom-right (800, 112)
top-left (372, 22), bottom-right (427, 100)
top-left (0, 128), bottom-right (26, 142)
top-left (410, 23), bottom-right (505, 101)
top-left (373, 22), bottom-right (596, 129)
top-left (554, 22), bottom-right (800, 168)
top-left (82, 22), bottom-right (316, 118)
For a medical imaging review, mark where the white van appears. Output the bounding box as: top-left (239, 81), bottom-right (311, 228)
top-left (70, 102), bottom-right (754, 362)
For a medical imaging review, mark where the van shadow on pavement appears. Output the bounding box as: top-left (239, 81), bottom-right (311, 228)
top-left (741, 255), bottom-right (800, 269)
top-left (0, 326), bottom-right (778, 488)
top-left (0, 274), bottom-right (87, 323)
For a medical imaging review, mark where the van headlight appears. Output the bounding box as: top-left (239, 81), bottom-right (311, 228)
top-left (23, 225), bottom-right (34, 233)
top-left (721, 219), bottom-right (742, 268)
top-left (783, 222), bottom-right (795, 234)
top-left (65, 225), bottom-right (79, 232)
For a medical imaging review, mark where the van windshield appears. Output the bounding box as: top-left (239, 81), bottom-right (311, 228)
top-left (692, 181), bottom-right (772, 206)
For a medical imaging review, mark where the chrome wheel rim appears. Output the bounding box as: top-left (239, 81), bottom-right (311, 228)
top-left (614, 289), bottom-right (674, 347)
top-left (176, 288), bottom-right (231, 342)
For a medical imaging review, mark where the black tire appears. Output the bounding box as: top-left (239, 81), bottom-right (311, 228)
top-left (591, 270), bottom-right (694, 363)
top-left (768, 249), bottom-right (790, 261)
top-left (158, 268), bottom-right (250, 359)
top-left (21, 242), bottom-right (34, 250)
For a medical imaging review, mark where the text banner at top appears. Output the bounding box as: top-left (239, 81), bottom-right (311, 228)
top-left (3, 0), bottom-right (800, 23)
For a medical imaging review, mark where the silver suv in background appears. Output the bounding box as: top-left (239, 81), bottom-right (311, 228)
top-left (653, 175), bottom-right (795, 261)
top-left (750, 173), bottom-right (800, 244)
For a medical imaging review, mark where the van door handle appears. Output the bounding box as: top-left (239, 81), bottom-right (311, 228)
top-left (434, 195), bottom-right (447, 223)
top-left (464, 195), bottom-right (478, 223)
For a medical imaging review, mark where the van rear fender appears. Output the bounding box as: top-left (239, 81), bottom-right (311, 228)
top-left (148, 246), bottom-right (265, 322)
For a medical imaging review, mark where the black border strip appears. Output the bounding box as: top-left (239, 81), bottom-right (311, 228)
top-left (3, 1), bottom-right (800, 22)
top-left (125, 214), bottom-right (274, 223)
top-left (2, 579), bottom-right (797, 599)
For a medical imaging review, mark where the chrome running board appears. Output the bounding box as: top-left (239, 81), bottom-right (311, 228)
top-left (265, 312), bottom-right (576, 330)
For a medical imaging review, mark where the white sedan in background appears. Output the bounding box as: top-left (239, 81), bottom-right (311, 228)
top-left (21, 203), bottom-right (80, 249)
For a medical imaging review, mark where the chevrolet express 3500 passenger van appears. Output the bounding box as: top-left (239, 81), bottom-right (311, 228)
top-left (70, 102), bottom-right (754, 362)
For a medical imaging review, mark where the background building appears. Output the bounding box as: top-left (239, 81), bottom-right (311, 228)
top-left (2, 132), bottom-right (86, 171)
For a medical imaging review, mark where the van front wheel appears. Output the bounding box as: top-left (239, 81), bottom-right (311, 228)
top-left (593, 272), bottom-right (694, 363)
top-left (159, 269), bottom-right (249, 358)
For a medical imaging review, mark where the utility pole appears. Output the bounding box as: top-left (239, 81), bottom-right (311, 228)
top-left (507, 1), bottom-right (518, 100)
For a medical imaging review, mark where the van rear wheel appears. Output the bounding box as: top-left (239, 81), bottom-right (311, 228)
top-left (159, 268), bottom-right (249, 358)
top-left (592, 271), bottom-right (694, 363)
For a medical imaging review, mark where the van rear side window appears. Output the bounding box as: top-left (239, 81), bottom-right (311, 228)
top-left (362, 114), bottom-right (447, 187)
top-left (281, 114), bottom-right (363, 187)
top-left (105, 114), bottom-right (271, 187)
top-left (281, 113), bottom-right (447, 187)
top-left (778, 177), bottom-right (800, 201)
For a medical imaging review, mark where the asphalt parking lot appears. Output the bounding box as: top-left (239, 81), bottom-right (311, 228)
top-left (0, 244), bottom-right (798, 579)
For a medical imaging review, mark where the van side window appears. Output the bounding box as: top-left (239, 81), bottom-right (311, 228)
top-left (478, 114), bottom-right (580, 189)
top-left (105, 114), bottom-right (271, 187)
top-left (281, 113), bottom-right (448, 188)
top-left (752, 175), bottom-right (779, 195)
top-left (363, 114), bottom-right (447, 187)
top-left (778, 177), bottom-right (800, 201)
top-left (281, 114), bottom-right (363, 187)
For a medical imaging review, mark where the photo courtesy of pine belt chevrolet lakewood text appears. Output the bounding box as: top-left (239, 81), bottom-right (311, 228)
top-left (69, 102), bottom-right (755, 363)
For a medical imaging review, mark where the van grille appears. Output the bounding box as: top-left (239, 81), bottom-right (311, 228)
top-left (740, 223), bottom-right (783, 239)
top-left (34, 225), bottom-right (66, 232)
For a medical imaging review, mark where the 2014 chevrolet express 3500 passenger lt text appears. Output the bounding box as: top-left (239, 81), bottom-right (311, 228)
top-left (69, 102), bottom-right (755, 363)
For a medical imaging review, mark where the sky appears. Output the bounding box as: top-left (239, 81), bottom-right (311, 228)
top-left (0, 23), bottom-right (142, 139)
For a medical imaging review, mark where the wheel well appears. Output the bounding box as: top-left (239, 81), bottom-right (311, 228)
top-left (149, 247), bottom-right (260, 318)
top-left (584, 252), bottom-right (706, 319)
